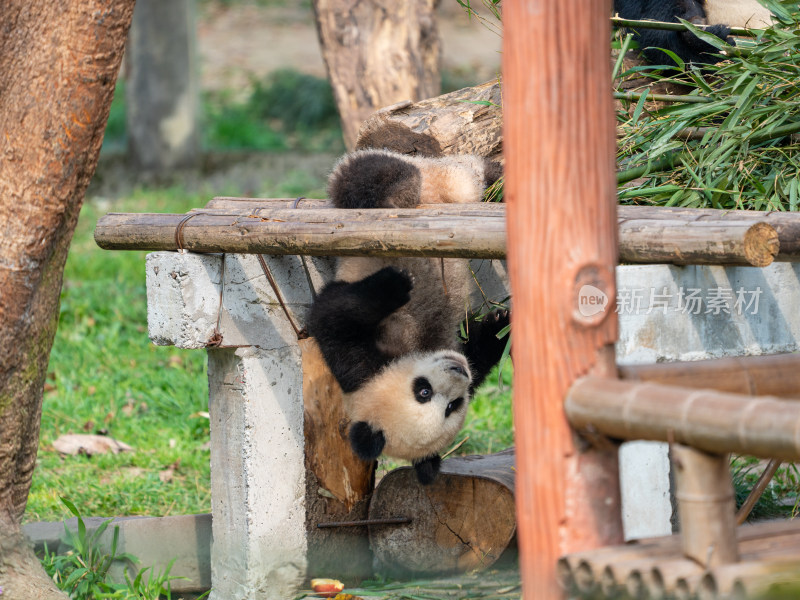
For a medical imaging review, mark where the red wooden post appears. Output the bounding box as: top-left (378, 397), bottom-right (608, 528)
top-left (503, 0), bottom-right (624, 598)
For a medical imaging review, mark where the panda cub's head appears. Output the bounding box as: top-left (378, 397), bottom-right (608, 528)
top-left (346, 350), bottom-right (472, 463)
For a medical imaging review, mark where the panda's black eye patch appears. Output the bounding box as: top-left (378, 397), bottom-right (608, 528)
top-left (445, 397), bottom-right (464, 418)
top-left (413, 377), bottom-right (433, 403)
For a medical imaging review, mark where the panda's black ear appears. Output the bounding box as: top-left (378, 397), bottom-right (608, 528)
top-left (348, 421), bottom-right (385, 461)
top-left (413, 455), bottom-right (441, 485)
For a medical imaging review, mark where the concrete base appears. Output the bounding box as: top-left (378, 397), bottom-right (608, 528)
top-left (24, 514), bottom-right (211, 594)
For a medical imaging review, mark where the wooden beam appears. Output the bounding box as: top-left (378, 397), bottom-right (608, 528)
top-left (566, 376), bottom-right (800, 460)
top-left (619, 353), bottom-right (800, 398)
top-left (94, 208), bottom-right (506, 259)
top-left (95, 203), bottom-right (780, 267)
top-left (504, 1), bottom-right (623, 599)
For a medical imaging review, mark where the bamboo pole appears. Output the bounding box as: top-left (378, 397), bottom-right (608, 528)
top-left (619, 353), bottom-right (800, 398)
top-left (671, 445), bottom-right (739, 568)
top-left (504, 1), bottom-right (623, 599)
top-left (566, 377), bottom-right (800, 460)
top-left (610, 16), bottom-right (756, 38)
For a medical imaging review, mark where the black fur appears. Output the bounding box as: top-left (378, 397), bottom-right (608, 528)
top-left (327, 152), bottom-right (422, 209)
top-left (349, 421), bottom-right (386, 461)
top-left (462, 309), bottom-right (510, 391)
top-left (413, 455), bottom-right (442, 486)
top-left (307, 266), bottom-right (412, 393)
top-left (614, 0), bottom-right (732, 65)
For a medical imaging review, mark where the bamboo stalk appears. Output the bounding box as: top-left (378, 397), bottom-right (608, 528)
top-left (620, 353), bottom-right (800, 399)
top-left (611, 16), bottom-right (756, 38)
top-left (614, 91), bottom-right (713, 104)
top-left (565, 376), bottom-right (800, 460)
top-left (672, 445), bottom-right (739, 568)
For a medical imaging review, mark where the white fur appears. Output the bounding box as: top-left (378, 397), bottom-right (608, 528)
top-left (704, 0), bottom-right (773, 29)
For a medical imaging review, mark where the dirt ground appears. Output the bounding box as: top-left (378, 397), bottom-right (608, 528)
top-left (196, 1), bottom-right (502, 93)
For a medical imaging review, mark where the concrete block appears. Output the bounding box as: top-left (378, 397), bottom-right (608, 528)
top-left (24, 514), bottom-right (211, 593)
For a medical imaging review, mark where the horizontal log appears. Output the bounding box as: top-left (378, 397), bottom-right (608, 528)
top-left (619, 204), bottom-right (800, 260)
top-left (619, 353), bottom-right (800, 399)
top-left (97, 201), bottom-right (784, 266)
top-left (565, 376), bottom-right (800, 461)
top-left (94, 208), bottom-right (506, 259)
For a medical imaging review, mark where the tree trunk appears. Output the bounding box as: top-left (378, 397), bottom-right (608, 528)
top-left (0, 1), bottom-right (134, 598)
top-left (126, 0), bottom-right (200, 174)
top-left (311, 0), bottom-right (441, 150)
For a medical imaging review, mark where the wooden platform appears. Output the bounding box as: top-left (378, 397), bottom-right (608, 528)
top-left (559, 520), bottom-right (800, 599)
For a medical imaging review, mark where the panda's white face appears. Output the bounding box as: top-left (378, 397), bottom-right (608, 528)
top-left (346, 350), bottom-right (472, 461)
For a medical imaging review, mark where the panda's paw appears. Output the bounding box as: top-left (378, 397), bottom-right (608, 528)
top-left (413, 455), bottom-right (441, 485)
top-left (348, 421), bottom-right (386, 461)
top-left (365, 266), bottom-right (413, 310)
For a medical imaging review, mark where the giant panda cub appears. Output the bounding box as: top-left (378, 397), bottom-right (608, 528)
top-left (307, 149), bottom-right (507, 485)
top-left (614, 0), bottom-right (774, 65)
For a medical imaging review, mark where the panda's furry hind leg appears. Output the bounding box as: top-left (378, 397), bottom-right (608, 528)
top-left (413, 455), bottom-right (442, 485)
top-left (307, 266), bottom-right (413, 393)
top-left (461, 309), bottom-right (510, 391)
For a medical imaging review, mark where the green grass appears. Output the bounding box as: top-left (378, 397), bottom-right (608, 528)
top-left (25, 189), bottom-right (214, 523)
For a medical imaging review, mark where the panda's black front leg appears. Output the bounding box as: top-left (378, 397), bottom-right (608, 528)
top-left (461, 308), bottom-right (510, 391)
top-left (308, 266), bottom-right (413, 392)
top-left (413, 454), bottom-right (441, 485)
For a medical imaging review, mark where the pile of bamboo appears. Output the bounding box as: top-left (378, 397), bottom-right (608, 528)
top-left (93, 198), bottom-right (800, 267)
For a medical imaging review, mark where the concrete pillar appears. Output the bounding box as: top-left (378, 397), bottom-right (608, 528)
top-left (126, 0), bottom-right (199, 173)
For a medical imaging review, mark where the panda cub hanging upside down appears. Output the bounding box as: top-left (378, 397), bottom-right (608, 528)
top-left (307, 149), bottom-right (507, 485)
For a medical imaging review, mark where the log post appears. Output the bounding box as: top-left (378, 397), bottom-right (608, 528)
top-left (503, 0), bottom-right (623, 598)
top-left (671, 445), bottom-right (739, 568)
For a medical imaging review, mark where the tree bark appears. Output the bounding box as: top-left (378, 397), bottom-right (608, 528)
top-left (311, 0), bottom-right (441, 150)
top-left (0, 1), bottom-right (134, 598)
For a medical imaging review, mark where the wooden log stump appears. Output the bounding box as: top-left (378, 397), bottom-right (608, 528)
top-left (367, 450), bottom-right (516, 575)
top-left (302, 338), bottom-right (374, 577)
top-left (356, 81), bottom-right (502, 159)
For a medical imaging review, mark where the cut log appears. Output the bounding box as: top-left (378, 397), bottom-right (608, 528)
top-left (301, 338), bottom-right (373, 577)
top-left (96, 203), bottom-right (783, 267)
top-left (619, 204), bottom-right (800, 261)
top-left (566, 376), bottom-right (800, 460)
top-left (367, 449), bottom-right (516, 575)
top-left (356, 81), bottom-right (502, 159)
top-left (618, 218), bottom-right (778, 266)
top-left (312, 0), bottom-right (440, 150)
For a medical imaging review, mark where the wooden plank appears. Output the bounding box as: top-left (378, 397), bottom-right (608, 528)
top-left (503, 1), bottom-right (623, 600)
top-left (566, 376), bottom-right (800, 460)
